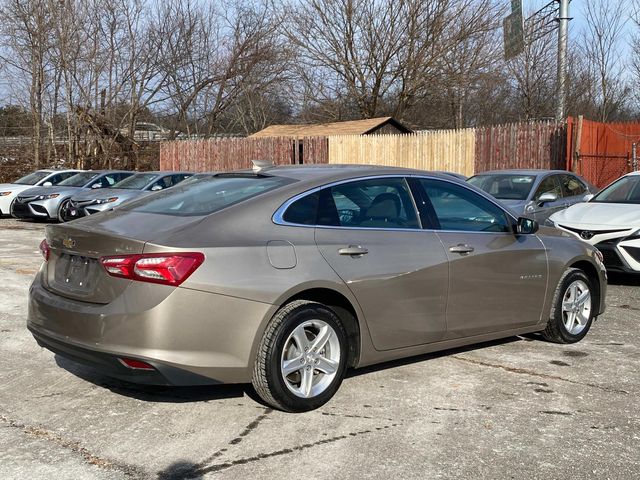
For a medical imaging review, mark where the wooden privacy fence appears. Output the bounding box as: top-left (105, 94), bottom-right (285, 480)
top-left (160, 136), bottom-right (328, 171)
top-left (568, 116), bottom-right (640, 188)
top-left (159, 120), bottom-right (567, 178)
top-left (327, 129), bottom-right (476, 177)
top-left (475, 121), bottom-right (566, 172)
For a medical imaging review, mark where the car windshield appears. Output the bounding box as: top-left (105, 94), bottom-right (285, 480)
top-left (467, 174), bottom-right (536, 200)
top-left (591, 175), bottom-right (640, 203)
top-left (113, 173), bottom-right (157, 190)
top-left (13, 170), bottom-right (51, 185)
top-left (121, 174), bottom-right (293, 216)
top-left (58, 172), bottom-right (100, 187)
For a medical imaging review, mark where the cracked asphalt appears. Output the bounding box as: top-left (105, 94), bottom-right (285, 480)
top-left (1, 218), bottom-right (639, 479)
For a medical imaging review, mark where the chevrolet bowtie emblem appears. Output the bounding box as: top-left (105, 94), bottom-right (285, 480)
top-left (62, 237), bottom-right (76, 249)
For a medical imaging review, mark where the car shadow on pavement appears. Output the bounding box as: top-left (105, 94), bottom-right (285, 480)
top-left (54, 355), bottom-right (246, 403)
top-left (607, 272), bottom-right (640, 286)
top-left (345, 336), bottom-right (522, 379)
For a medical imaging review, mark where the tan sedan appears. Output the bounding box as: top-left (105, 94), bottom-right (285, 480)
top-left (28, 165), bottom-right (607, 412)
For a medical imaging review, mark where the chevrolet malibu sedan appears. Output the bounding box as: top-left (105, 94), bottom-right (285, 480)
top-left (467, 170), bottom-right (597, 222)
top-left (61, 171), bottom-right (193, 221)
top-left (11, 170), bottom-right (133, 221)
top-left (28, 165), bottom-right (606, 412)
top-left (0, 169), bottom-right (82, 216)
top-left (550, 171), bottom-right (640, 274)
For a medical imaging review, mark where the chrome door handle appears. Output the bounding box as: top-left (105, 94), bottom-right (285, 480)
top-left (449, 244), bottom-right (474, 254)
top-left (338, 245), bottom-right (369, 256)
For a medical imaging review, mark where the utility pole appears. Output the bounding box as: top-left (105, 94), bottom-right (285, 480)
top-left (556, 0), bottom-right (570, 121)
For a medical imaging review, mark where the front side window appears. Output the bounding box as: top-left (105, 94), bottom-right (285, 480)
top-left (533, 175), bottom-right (562, 200)
top-left (419, 179), bottom-right (511, 233)
top-left (560, 174), bottom-right (587, 197)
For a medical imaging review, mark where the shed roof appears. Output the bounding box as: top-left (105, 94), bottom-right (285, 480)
top-left (249, 117), bottom-right (412, 138)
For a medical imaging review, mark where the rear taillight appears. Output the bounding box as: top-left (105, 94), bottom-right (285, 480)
top-left (100, 252), bottom-right (204, 286)
top-left (39, 239), bottom-right (50, 262)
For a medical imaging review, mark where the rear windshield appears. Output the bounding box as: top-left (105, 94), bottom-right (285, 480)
top-left (14, 170), bottom-right (50, 185)
top-left (591, 175), bottom-right (640, 203)
top-left (59, 172), bottom-right (99, 187)
top-left (120, 175), bottom-right (293, 216)
top-left (467, 174), bottom-right (536, 200)
top-left (114, 173), bottom-right (157, 190)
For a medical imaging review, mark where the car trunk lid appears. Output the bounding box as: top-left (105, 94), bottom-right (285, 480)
top-left (43, 211), bottom-right (206, 304)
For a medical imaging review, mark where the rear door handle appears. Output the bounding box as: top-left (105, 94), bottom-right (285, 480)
top-left (449, 244), bottom-right (474, 254)
top-left (338, 245), bottom-right (369, 256)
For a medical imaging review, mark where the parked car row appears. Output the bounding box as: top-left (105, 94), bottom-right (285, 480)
top-left (0, 170), bottom-right (193, 222)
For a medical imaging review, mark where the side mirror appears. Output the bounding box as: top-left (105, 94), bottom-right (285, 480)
top-left (91, 183), bottom-right (102, 189)
top-left (583, 193), bottom-right (594, 202)
top-left (537, 192), bottom-right (558, 206)
top-left (516, 216), bottom-right (539, 235)
top-left (42, 181), bottom-right (53, 187)
top-left (150, 185), bottom-right (163, 191)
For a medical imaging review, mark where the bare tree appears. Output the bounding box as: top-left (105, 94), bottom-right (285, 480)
top-left (582, 0), bottom-right (630, 122)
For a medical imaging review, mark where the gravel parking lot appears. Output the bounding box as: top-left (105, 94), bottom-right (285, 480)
top-left (0, 218), bottom-right (639, 480)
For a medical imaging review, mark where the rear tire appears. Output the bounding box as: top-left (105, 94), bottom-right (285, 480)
top-left (542, 268), bottom-right (595, 343)
top-left (252, 300), bottom-right (348, 412)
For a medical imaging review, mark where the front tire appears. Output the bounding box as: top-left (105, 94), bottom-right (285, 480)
top-left (542, 268), bottom-right (595, 343)
top-left (57, 199), bottom-right (71, 222)
top-left (252, 300), bottom-right (348, 412)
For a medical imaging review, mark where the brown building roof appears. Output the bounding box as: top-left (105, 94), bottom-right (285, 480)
top-left (249, 117), bottom-right (412, 138)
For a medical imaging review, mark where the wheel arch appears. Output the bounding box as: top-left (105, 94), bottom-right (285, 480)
top-left (281, 286), bottom-right (363, 369)
top-left (568, 259), bottom-right (602, 314)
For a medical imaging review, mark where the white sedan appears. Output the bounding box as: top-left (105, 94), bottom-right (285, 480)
top-left (550, 171), bottom-right (640, 273)
top-left (0, 169), bottom-right (81, 216)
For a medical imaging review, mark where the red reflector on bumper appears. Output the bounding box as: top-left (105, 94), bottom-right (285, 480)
top-left (118, 358), bottom-right (155, 370)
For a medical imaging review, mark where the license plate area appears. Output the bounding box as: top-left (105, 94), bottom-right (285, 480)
top-left (53, 253), bottom-right (99, 293)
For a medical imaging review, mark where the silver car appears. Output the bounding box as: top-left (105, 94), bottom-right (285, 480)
top-left (467, 170), bottom-right (597, 222)
top-left (28, 165), bottom-right (606, 412)
top-left (61, 171), bottom-right (192, 221)
top-left (11, 170), bottom-right (134, 221)
top-left (0, 169), bottom-right (82, 216)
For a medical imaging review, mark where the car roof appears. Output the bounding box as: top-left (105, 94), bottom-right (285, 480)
top-left (473, 169), bottom-right (574, 176)
top-left (236, 164), bottom-right (465, 184)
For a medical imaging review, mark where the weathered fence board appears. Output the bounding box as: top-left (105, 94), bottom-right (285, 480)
top-left (474, 121), bottom-right (566, 173)
top-left (159, 137), bottom-right (329, 172)
top-left (327, 129), bottom-right (476, 176)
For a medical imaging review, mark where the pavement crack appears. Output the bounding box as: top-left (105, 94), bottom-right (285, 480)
top-left (183, 424), bottom-right (398, 477)
top-left (0, 413), bottom-right (147, 478)
top-left (451, 355), bottom-right (629, 395)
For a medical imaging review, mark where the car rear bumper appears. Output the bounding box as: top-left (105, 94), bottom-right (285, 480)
top-left (27, 272), bottom-right (275, 385)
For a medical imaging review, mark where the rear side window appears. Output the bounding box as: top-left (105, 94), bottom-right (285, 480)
top-left (122, 175), bottom-right (293, 216)
top-left (283, 191), bottom-right (320, 225)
